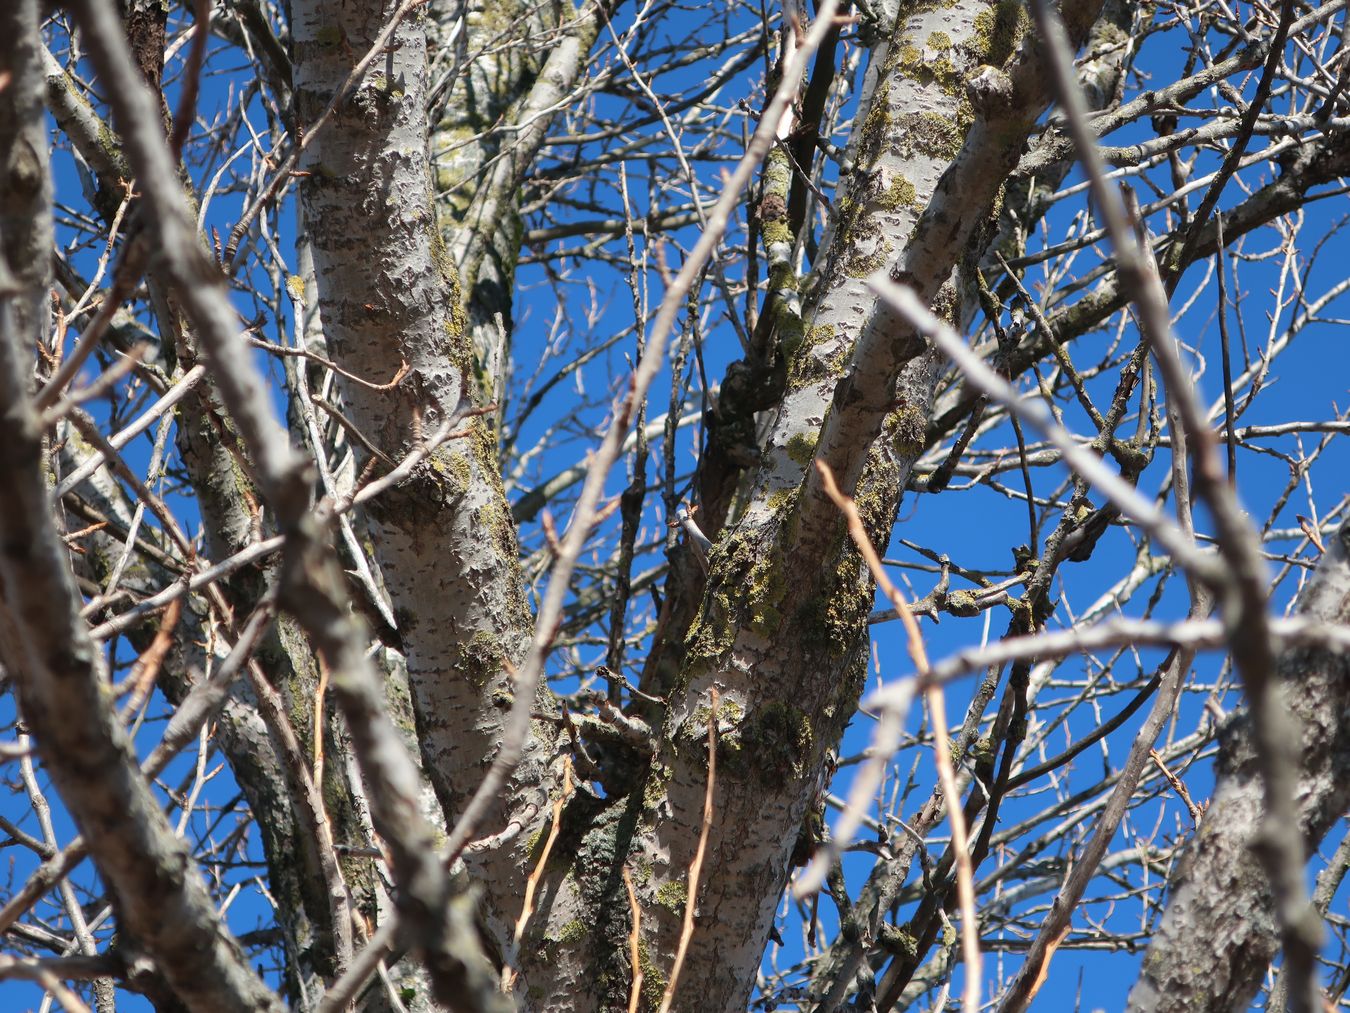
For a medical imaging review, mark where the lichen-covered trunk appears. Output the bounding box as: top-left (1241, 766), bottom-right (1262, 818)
top-left (291, 2), bottom-right (1108, 1009)
top-left (290, 0), bottom-right (556, 958)
top-left (514, 4), bottom-right (1104, 1011)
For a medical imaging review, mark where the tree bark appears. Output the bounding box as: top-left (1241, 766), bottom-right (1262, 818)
top-left (1127, 520), bottom-right (1350, 1011)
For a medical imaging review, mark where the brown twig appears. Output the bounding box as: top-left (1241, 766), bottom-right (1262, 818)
top-left (812, 461), bottom-right (981, 1013)
top-left (503, 759), bottom-right (575, 992)
top-left (118, 597), bottom-right (181, 719)
top-left (623, 867), bottom-right (644, 1013)
top-left (167, 0), bottom-right (210, 161)
top-left (658, 687), bottom-right (719, 1013)
top-left (1149, 748), bottom-right (1207, 827)
top-left (512, 759), bottom-right (573, 948)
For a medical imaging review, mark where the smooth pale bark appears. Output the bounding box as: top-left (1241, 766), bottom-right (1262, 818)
top-left (1127, 520), bottom-right (1350, 1011)
top-left (290, 0), bottom-right (559, 961)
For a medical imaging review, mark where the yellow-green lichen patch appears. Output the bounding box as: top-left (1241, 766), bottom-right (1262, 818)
top-left (473, 0), bottom-right (533, 36)
top-left (745, 547), bottom-right (788, 637)
top-left (878, 924), bottom-right (919, 960)
top-left (555, 919), bottom-right (588, 946)
top-left (433, 449), bottom-right (473, 494)
top-left (896, 111), bottom-right (963, 161)
top-left (834, 160), bottom-right (904, 275)
top-left (762, 218), bottom-right (794, 249)
top-left (314, 24), bottom-right (344, 47)
top-left (524, 824), bottom-right (549, 861)
top-left (945, 589), bottom-right (981, 617)
top-left (879, 174), bottom-right (918, 211)
top-left (971, 734), bottom-right (997, 767)
top-left (766, 486), bottom-right (798, 516)
top-left (763, 147), bottom-right (791, 192)
top-left (654, 880), bottom-right (687, 914)
top-left (637, 939), bottom-right (668, 1012)
top-left (459, 628), bottom-right (505, 686)
top-left (860, 92), bottom-right (893, 152)
top-left (844, 240), bottom-right (891, 279)
top-left (683, 604), bottom-right (735, 672)
top-left (741, 701), bottom-right (814, 783)
top-left (785, 431), bottom-right (817, 467)
top-left (787, 330), bottom-right (847, 391)
top-left (777, 313), bottom-right (806, 359)
top-left (894, 42), bottom-right (959, 92)
top-left (804, 322), bottom-right (835, 348)
top-left (797, 544), bottom-right (872, 660)
top-left (971, 0), bottom-right (1030, 68)
top-left (685, 527), bottom-right (791, 672)
top-left (641, 762), bottom-right (673, 815)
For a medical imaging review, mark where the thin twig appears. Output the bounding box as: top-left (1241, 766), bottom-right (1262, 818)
top-left (509, 759), bottom-right (574, 957)
top-left (658, 687), bottom-right (719, 1013)
top-left (1149, 749), bottom-right (1206, 827)
top-left (811, 462), bottom-right (981, 1013)
top-left (623, 867), bottom-right (644, 1013)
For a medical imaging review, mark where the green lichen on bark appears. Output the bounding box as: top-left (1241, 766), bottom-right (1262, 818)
top-left (746, 550), bottom-right (788, 637)
top-left (654, 880), bottom-right (687, 913)
top-left (879, 924), bottom-right (919, 959)
top-left (971, 0), bottom-right (1030, 67)
top-left (766, 486), bottom-right (798, 515)
top-left (760, 145), bottom-right (794, 251)
top-left (314, 23), bottom-right (344, 47)
top-left (684, 523), bottom-right (791, 668)
top-left (787, 326), bottom-right (846, 391)
top-left (636, 939), bottom-right (668, 1012)
top-left (884, 400), bottom-right (928, 458)
top-left (555, 919), bottom-right (588, 946)
top-left (431, 449), bottom-right (472, 493)
top-left (795, 526), bottom-right (874, 664)
top-left (458, 628), bottom-right (505, 687)
top-left (896, 111), bottom-right (963, 161)
top-left (560, 796), bottom-right (653, 1011)
top-left (893, 42), bottom-right (958, 92)
top-left (947, 589), bottom-right (981, 616)
top-left (786, 431), bottom-right (817, 467)
top-left (844, 241), bottom-right (891, 278)
top-left (880, 174), bottom-right (919, 210)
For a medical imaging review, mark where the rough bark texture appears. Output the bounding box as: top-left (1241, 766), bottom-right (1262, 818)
top-left (290, 0), bottom-right (559, 962)
top-left (1127, 520), bottom-right (1350, 1011)
top-left (508, 5), bottom-right (1108, 1010)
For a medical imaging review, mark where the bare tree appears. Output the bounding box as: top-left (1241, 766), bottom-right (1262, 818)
top-left (2, 0), bottom-right (1349, 1011)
